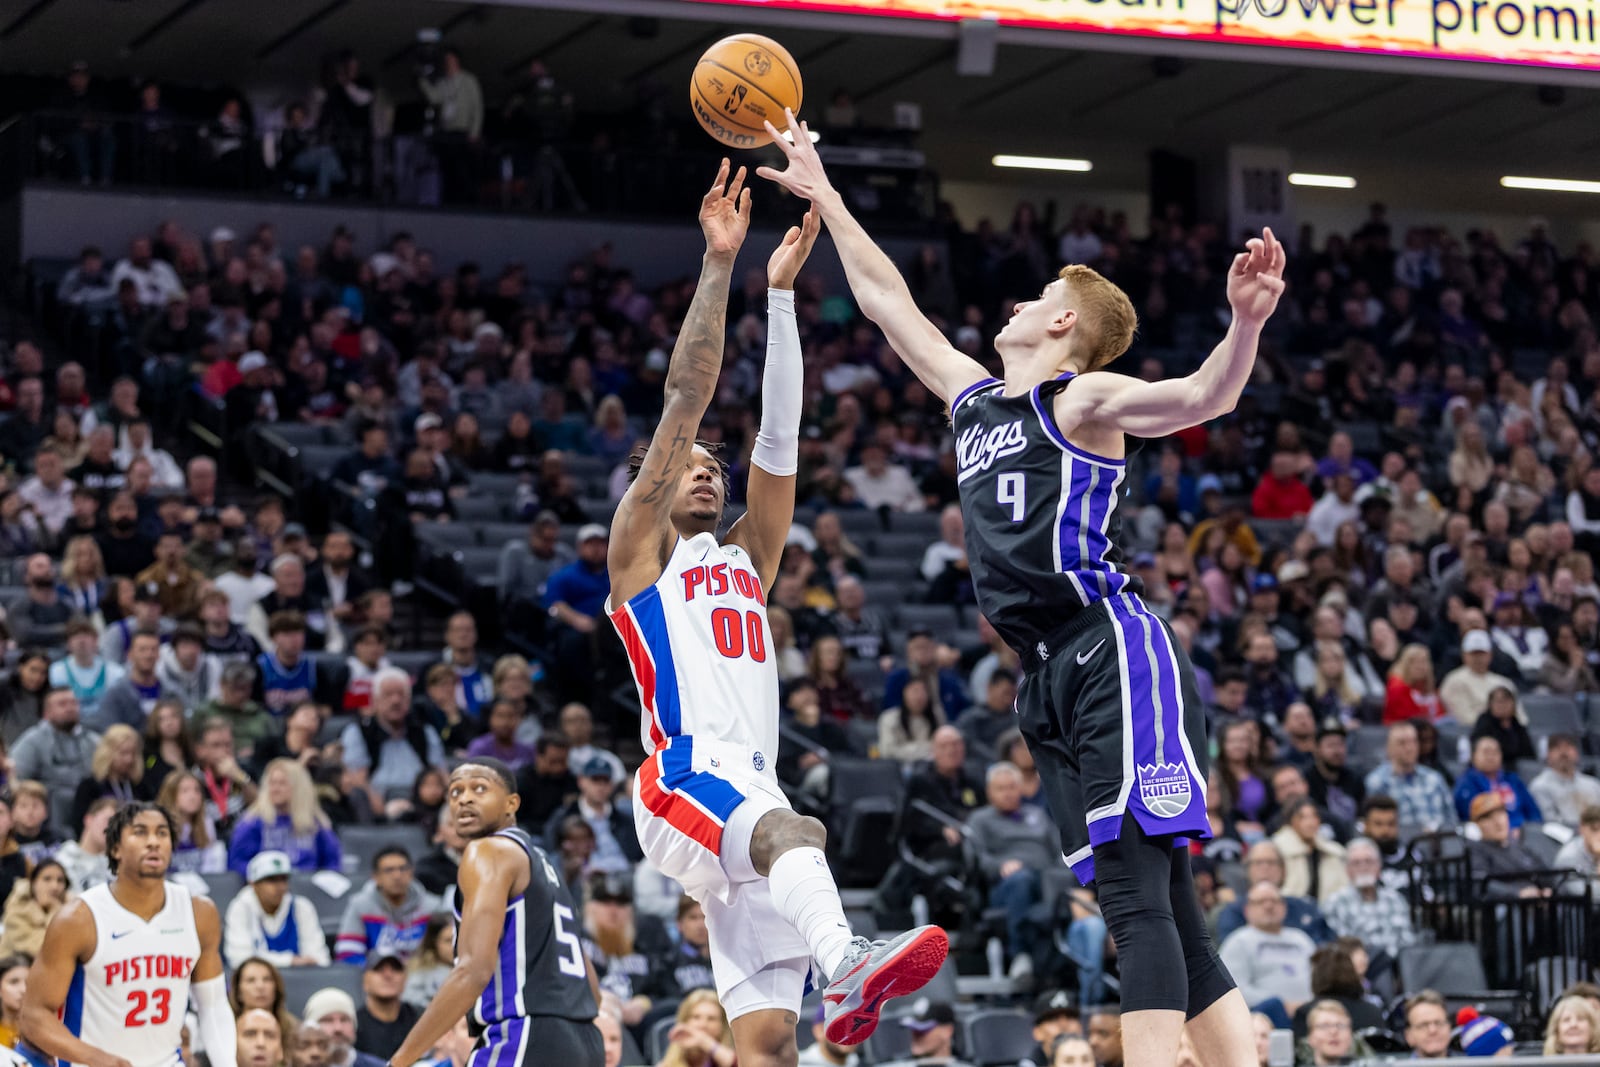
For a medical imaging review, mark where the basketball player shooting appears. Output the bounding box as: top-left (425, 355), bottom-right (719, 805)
top-left (21, 802), bottom-right (236, 1067)
top-left (385, 757), bottom-right (604, 1067)
top-left (759, 111), bottom-right (1286, 1067)
top-left (606, 160), bottom-right (948, 1065)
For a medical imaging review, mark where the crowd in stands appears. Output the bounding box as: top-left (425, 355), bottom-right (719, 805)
top-left (2, 182), bottom-right (1600, 1067)
top-left (19, 53), bottom-right (903, 220)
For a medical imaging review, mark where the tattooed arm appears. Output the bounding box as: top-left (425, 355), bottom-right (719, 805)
top-left (608, 160), bottom-right (751, 607)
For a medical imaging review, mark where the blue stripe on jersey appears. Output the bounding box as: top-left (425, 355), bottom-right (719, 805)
top-left (469, 827), bottom-right (532, 1029)
top-left (659, 741), bottom-right (745, 824)
top-left (1030, 377), bottom-right (1128, 466)
top-left (628, 586), bottom-right (683, 736)
top-left (952, 376), bottom-right (1002, 410)
top-left (63, 964), bottom-right (85, 1036)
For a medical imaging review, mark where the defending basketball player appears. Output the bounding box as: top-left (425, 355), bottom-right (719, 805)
top-left (385, 757), bottom-right (602, 1067)
top-left (606, 160), bottom-right (948, 1064)
top-left (759, 112), bottom-right (1285, 1067)
top-left (21, 801), bottom-right (236, 1067)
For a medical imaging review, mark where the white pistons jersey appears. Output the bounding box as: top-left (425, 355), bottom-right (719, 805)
top-left (610, 532), bottom-right (779, 774)
top-left (63, 882), bottom-right (200, 1067)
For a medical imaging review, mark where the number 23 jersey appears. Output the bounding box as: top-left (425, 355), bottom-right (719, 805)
top-left (65, 881), bottom-right (200, 1067)
top-left (610, 531), bottom-right (779, 776)
top-left (951, 373), bottom-right (1144, 659)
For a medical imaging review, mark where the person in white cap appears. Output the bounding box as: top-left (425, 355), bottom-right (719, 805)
top-left (304, 989), bottom-right (384, 1067)
top-left (223, 850), bottom-right (330, 970)
top-left (1439, 629), bottom-right (1520, 728)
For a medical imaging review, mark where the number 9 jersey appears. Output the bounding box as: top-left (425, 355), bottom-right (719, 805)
top-left (63, 882), bottom-right (200, 1067)
top-left (609, 531), bottom-right (780, 774)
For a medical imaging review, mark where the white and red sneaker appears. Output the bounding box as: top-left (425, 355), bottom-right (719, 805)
top-left (820, 925), bottom-right (950, 1046)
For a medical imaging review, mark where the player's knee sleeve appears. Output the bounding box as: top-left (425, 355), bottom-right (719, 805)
top-left (1168, 845), bottom-right (1237, 1019)
top-left (1092, 824), bottom-right (1188, 1013)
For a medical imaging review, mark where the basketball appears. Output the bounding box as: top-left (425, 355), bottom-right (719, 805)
top-left (690, 33), bottom-right (803, 150)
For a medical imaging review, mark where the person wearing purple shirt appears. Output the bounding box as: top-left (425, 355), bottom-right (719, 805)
top-left (226, 757), bottom-right (344, 874)
top-left (1314, 431), bottom-right (1379, 485)
top-left (463, 698), bottom-right (537, 770)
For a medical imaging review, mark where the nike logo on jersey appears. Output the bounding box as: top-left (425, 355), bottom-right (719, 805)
top-left (1076, 639), bottom-right (1106, 665)
top-left (955, 419), bottom-right (1027, 481)
top-left (111, 930), bottom-right (132, 939)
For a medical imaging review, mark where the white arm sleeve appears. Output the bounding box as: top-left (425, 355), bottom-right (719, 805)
top-left (193, 976), bottom-right (237, 1067)
top-left (751, 288), bottom-right (803, 478)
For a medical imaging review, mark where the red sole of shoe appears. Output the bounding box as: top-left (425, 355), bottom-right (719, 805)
top-left (824, 927), bottom-right (951, 1047)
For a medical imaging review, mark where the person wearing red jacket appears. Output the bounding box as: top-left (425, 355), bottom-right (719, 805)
top-left (1252, 451), bottom-right (1314, 519)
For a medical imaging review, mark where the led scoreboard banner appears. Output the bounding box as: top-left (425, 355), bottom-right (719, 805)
top-left (689, 0), bottom-right (1600, 73)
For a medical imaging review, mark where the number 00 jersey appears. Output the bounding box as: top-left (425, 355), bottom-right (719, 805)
top-left (453, 827), bottom-right (596, 1032)
top-left (63, 881), bottom-right (201, 1067)
top-left (609, 532), bottom-right (779, 774)
top-left (952, 372), bottom-right (1144, 658)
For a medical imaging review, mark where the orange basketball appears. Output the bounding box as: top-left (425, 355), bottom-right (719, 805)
top-left (690, 33), bottom-right (803, 150)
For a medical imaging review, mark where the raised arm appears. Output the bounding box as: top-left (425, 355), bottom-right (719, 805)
top-left (726, 209), bottom-right (820, 588)
top-left (1053, 228), bottom-right (1286, 440)
top-left (758, 112), bottom-right (986, 407)
top-left (608, 160), bottom-right (750, 605)
top-left (20, 903), bottom-right (126, 1067)
top-left (191, 897), bottom-right (238, 1067)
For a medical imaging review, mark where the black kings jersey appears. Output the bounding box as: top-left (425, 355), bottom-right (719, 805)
top-left (453, 826), bottom-right (596, 1030)
top-left (951, 372), bottom-right (1143, 658)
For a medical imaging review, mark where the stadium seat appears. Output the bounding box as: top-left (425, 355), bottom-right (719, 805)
top-left (1527, 955), bottom-right (1594, 1017)
top-left (1396, 942), bottom-right (1520, 1020)
top-left (829, 757), bottom-right (905, 885)
top-left (895, 604), bottom-right (961, 632)
top-left (280, 964), bottom-right (364, 1017)
top-left (482, 522), bottom-right (528, 547)
top-left (845, 656), bottom-right (887, 695)
top-left (863, 557), bottom-right (922, 585)
top-left (388, 649), bottom-right (442, 679)
top-left (863, 580), bottom-right (910, 609)
top-left (340, 824), bottom-right (432, 874)
top-left (964, 1010), bottom-right (1036, 1067)
top-left (296, 444), bottom-right (347, 480)
top-left (197, 871), bottom-right (244, 902)
top-left (454, 497), bottom-right (507, 522)
top-left (837, 510), bottom-right (887, 538)
top-left (288, 873), bottom-right (353, 936)
top-left (646, 1016), bottom-right (677, 1063)
top-left (890, 511), bottom-right (942, 538)
top-left (619, 1027), bottom-right (647, 1067)
top-left (873, 533), bottom-right (930, 560)
top-left (1522, 694), bottom-right (1582, 737)
top-left (416, 524), bottom-right (477, 551)
top-left (864, 1015), bottom-right (913, 1064)
top-left (315, 714), bottom-right (355, 748)
top-left (273, 423), bottom-right (334, 448)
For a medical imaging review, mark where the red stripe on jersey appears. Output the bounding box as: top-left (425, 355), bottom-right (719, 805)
top-left (610, 604), bottom-right (666, 750)
top-left (637, 751), bottom-right (722, 854)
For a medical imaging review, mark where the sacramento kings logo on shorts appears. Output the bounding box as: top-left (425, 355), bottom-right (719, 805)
top-left (1137, 761), bottom-right (1192, 818)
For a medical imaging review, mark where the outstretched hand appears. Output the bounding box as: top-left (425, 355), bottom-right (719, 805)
top-left (1227, 226), bottom-right (1287, 327)
top-left (700, 158), bottom-right (752, 258)
top-left (767, 208), bottom-right (821, 290)
top-left (756, 109), bottom-right (834, 202)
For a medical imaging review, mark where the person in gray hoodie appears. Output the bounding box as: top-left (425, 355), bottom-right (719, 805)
top-left (156, 624), bottom-right (221, 714)
top-left (334, 846), bottom-right (441, 965)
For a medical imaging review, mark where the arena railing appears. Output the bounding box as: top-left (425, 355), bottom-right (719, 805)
top-left (7, 110), bottom-right (941, 228)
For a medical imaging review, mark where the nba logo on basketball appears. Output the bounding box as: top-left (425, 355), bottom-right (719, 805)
top-left (1137, 762), bottom-right (1192, 818)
